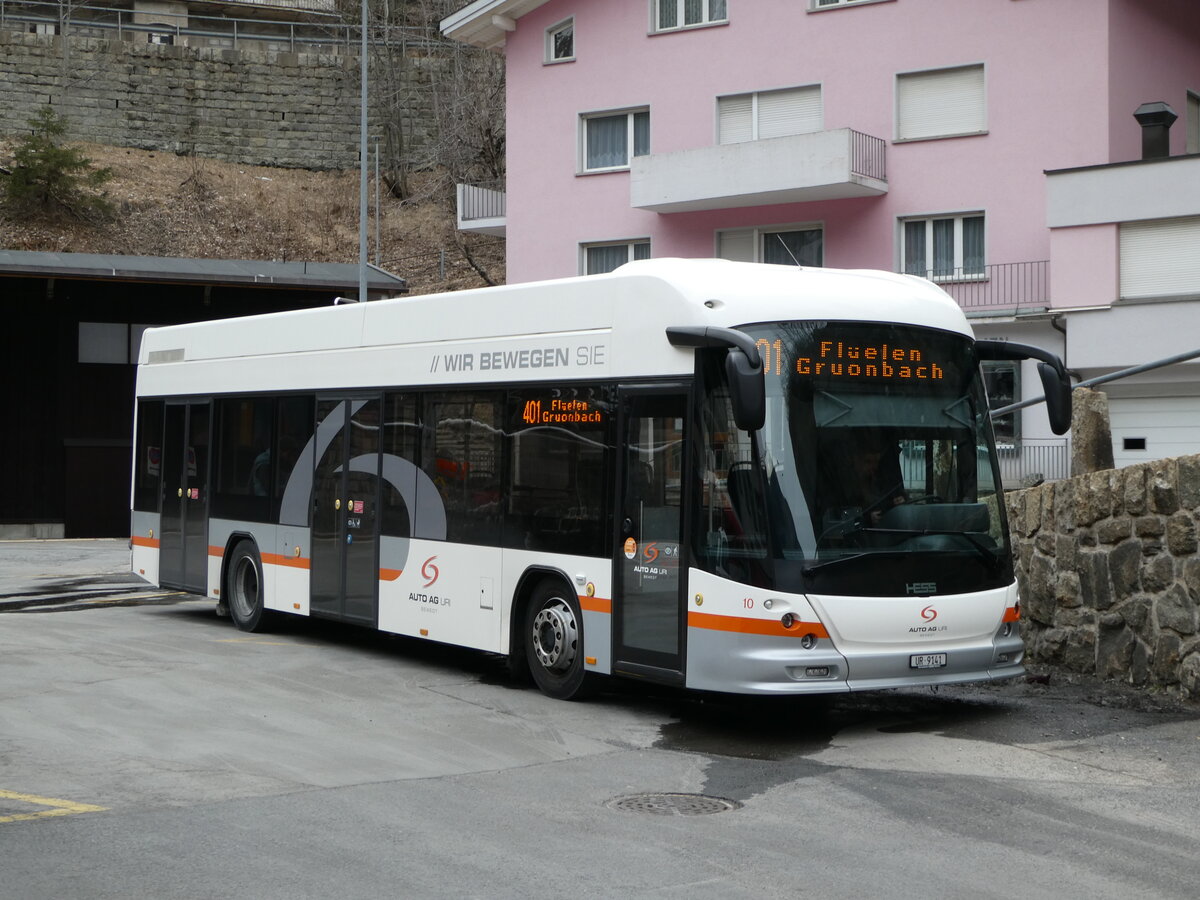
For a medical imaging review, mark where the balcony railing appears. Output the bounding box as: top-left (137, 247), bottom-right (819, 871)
top-left (458, 181), bottom-right (506, 221)
top-left (850, 130), bottom-right (886, 182)
top-left (0, 0), bottom-right (441, 51)
top-left (900, 438), bottom-right (1069, 492)
top-left (995, 439), bottom-right (1070, 488)
top-left (901, 260), bottom-right (1049, 312)
top-left (456, 181), bottom-right (505, 236)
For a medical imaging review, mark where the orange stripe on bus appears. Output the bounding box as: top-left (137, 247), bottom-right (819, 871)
top-left (131, 536), bottom-right (159, 549)
top-left (208, 545), bottom-right (225, 558)
top-left (262, 553), bottom-right (311, 570)
top-left (579, 595), bottom-right (611, 614)
top-left (688, 610), bottom-right (830, 639)
top-left (379, 568), bottom-right (403, 581)
top-left (1003, 606), bottom-right (1021, 623)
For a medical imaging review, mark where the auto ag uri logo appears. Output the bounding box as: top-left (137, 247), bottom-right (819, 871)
top-left (421, 555), bottom-right (440, 588)
top-left (921, 605), bottom-right (938, 623)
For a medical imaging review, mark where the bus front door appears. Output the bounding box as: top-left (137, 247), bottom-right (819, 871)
top-left (159, 401), bottom-right (210, 593)
top-left (613, 388), bottom-right (687, 681)
top-left (311, 397), bottom-right (381, 626)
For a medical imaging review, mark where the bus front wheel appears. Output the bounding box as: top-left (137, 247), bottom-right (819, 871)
top-left (226, 540), bottom-right (269, 633)
top-left (524, 580), bottom-right (592, 700)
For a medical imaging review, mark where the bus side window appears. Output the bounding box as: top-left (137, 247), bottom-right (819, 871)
top-left (213, 396), bottom-right (274, 523)
top-left (133, 399), bottom-right (164, 513)
top-left (693, 354), bottom-right (768, 583)
top-left (423, 391), bottom-right (503, 546)
top-left (505, 385), bottom-right (611, 555)
top-left (381, 393), bottom-right (419, 537)
top-left (273, 395), bottom-right (315, 526)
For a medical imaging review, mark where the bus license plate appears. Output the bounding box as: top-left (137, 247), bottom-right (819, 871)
top-left (910, 653), bottom-right (947, 669)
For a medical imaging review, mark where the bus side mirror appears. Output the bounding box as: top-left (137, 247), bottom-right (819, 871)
top-left (1039, 362), bottom-right (1073, 436)
top-left (976, 339), bottom-right (1073, 436)
top-left (665, 325), bottom-right (766, 433)
top-left (725, 348), bottom-right (765, 433)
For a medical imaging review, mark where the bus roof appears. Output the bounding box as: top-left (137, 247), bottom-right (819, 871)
top-left (136, 259), bottom-right (972, 396)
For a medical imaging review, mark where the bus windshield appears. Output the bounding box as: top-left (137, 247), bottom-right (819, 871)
top-left (727, 321), bottom-right (1012, 595)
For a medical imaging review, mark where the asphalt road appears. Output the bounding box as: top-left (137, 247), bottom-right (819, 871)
top-left (3, 541), bottom-right (1200, 899)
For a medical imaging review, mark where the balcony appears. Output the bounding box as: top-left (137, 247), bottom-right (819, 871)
top-left (630, 129), bottom-right (887, 214)
top-left (456, 181), bottom-right (506, 237)
top-left (902, 260), bottom-right (1050, 314)
top-left (1047, 154), bottom-right (1200, 228)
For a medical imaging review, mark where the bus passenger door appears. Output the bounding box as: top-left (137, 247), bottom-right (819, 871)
top-left (612, 388), bottom-right (688, 681)
top-left (311, 397), bottom-right (381, 626)
top-left (159, 401), bottom-right (210, 593)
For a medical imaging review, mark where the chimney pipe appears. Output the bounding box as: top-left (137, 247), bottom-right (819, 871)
top-left (1133, 101), bottom-right (1177, 160)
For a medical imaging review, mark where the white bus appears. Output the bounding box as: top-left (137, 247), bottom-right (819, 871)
top-left (130, 259), bottom-right (1070, 699)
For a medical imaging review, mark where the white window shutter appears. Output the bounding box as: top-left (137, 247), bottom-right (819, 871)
top-left (757, 86), bottom-right (822, 139)
top-left (718, 230), bottom-right (756, 262)
top-left (718, 95), bottom-right (754, 144)
top-left (897, 65), bottom-right (985, 140)
top-left (1120, 217), bottom-right (1200, 299)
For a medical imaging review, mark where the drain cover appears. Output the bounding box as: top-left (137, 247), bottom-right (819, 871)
top-left (606, 793), bottom-right (741, 816)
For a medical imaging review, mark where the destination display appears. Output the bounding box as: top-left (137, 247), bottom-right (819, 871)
top-left (521, 397), bottom-right (605, 425)
top-left (754, 335), bottom-right (949, 383)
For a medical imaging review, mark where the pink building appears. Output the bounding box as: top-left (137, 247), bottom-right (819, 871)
top-left (444, 0), bottom-right (1200, 470)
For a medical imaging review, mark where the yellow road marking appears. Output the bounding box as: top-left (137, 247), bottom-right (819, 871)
top-left (0, 789), bottom-right (107, 824)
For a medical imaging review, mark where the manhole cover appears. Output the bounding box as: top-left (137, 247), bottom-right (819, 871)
top-left (605, 793), bottom-right (741, 816)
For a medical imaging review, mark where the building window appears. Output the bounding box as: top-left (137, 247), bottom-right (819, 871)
top-left (1187, 91), bottom-right (1199, 155)
top-left (896, 64), bottom-right (986, 141)
top-left (1119, 216), bottom-right (1200, 300)
top-left (718, 85), bottom-right (822, 144)
top-left (717, 226), bottom-right (823, 266)
top-left (983, 361), bottom-right (1019, 446)
top-left (581, 109), bottom-right (650, 172)
top-left (147, 27), bottom-right (175, 45)
top-left (546, 18), bottom-right (574, 63)
top-left (655, 0), bottom-right (727, 33)
top-left (584, 240), bottom-right (651, 275)
top-left (902, 214), bottom-right (985, 280)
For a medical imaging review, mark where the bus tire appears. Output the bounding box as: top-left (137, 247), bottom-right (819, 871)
top-left (226, 539), bottom-right (269, 633)
top-left (523, 579), bottom-right (593, 700)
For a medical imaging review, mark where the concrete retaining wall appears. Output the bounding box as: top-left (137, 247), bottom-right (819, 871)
top-left (1006, 455), bottom-right (1200, 697)
top-left (0, 30), bottom-right (437, 170)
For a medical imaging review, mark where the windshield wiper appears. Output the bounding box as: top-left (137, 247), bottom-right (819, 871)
top-left (802, 529), bottom-right (1005, 578)
top-left (802, 550), bottom-right (898, 577)
top-left (862, 527), bottom-right (1005, 571)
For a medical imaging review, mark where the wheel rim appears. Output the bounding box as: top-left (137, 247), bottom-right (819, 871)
top-left (531, 598), bottom-right (578, 673)
top-left (230, 555), bottom-right (259, 620)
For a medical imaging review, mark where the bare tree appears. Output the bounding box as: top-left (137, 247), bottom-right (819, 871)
top-left (329, 0), bottom-right (504, 200)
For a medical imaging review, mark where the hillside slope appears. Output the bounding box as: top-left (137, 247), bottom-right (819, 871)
top-left (0, 141), bottom-right (504, 295)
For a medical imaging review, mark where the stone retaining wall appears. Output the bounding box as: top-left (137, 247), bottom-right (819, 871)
top-left (1, 30), bottom-right (438, 170)
top-left (1006, 454), bottom-right (1200, 697)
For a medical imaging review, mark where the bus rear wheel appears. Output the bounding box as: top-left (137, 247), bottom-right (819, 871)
top-left (524, 580), bottom-right (592, 700)
top-left (226, 540), bottom-right (269, 633)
